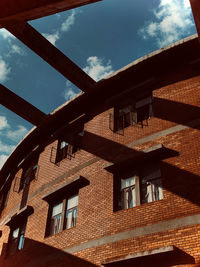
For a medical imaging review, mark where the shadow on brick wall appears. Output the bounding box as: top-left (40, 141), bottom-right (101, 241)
top-left (83, 131), bottom-right (200, 207)
top-left (153, 97), bottom-right (200, 129)
top-left (0, 238), bottom-right (97, 267)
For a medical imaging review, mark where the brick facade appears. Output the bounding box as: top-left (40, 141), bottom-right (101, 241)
top-left (0, 62), bottom-right (200, 266)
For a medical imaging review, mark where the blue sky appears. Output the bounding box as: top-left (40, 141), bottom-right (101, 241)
top-left (0, 0), bottom-right (196, 168)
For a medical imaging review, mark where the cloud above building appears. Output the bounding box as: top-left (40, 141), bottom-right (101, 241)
top-left (63, 80), bottom-right (78, 101)
top-left (0, 28), bottom-right (26, 58)
top-left (43, 10), bottom-right (77, 46)
top-left (0, 116), bottom-right (29, 169)
top-left (42, 31), bottom-right (60, 46)
top-left (0, 154), bottom-right (8, 169)
top-left (0, 28), bottom-right (15, 40)
top-left (61, 10), bottom-right (76, 32)
top-left (6, 125), bottom-right (28, 142)
top-left (83, 56), bottom-right (114, 81)
top-left (0, 57), bottom-right (11, 82)
top-left (8, 44), bottom-right (26, 56)
top-left (0, 141), bottom-right (15, 154)
top-left (0, 116), bottom-right (9, 130)
top-left (63, 56), bottom-right (114, 101)
top-left (138, 0), bottom-right (194, 47)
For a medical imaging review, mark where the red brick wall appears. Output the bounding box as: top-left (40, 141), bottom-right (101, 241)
top-left (0, 75), bottom-right (200, 266)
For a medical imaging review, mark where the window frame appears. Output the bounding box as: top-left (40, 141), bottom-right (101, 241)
top-left (7, 220), bottom-right (27, 257)
top-left (56, 131), bottom-right (84, 163)
top-left (113, 94), bottom-right (153, 132)
top-left (140, 170), bottom-right (163, 204)
top-left (19, 158), bottom-right (39, 192)
top-left (114, 165), bottom-right (163, 212)
top-left (47, 193), bottom-right (79, 237)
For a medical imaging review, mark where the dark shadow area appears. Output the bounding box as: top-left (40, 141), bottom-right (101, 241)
top-left (0, 238), bottom-right (97, 267)
top-left (83, 131), bottom-right (200, 207)
top-left (153, 97), bottom-right (200, 129)
top-left (83, 131), bottom-right (178, 165)
top-left (20, 183), bottom-right (31, 210)
top-left (1, 72), bottom-right (200, 190)
top-left (103, 246), bottom-right (195, 267)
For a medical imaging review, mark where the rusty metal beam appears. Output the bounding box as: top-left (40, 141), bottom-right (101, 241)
top-left (0, 0), bottom-right (101, 26)
top-left (0, 84), bottom-right (47, 125)
top-left (4, 22), bottom-right (96, 92)
top-left (190, 0), bottom-right (200, 36)
top-left (1, 35), bottom-right (200, 188)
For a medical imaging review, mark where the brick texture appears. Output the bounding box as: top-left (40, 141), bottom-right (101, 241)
top-left (0, 74), bottom-right (200, 266)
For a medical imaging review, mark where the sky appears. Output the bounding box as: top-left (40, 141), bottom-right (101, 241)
top-left (0, 0), bottom-right (196, 169)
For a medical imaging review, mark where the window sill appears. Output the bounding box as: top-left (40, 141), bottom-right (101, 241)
top-left (114, 198), bottom-right (165, 213)
top-left (45, 225), bottom-right (77, 239)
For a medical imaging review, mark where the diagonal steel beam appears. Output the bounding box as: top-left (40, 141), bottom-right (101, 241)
top-left (190, 0), bottom-right (200, 37)
top-left (0, 0), bottom-right (101, 26)
top-left (0, 84), bottom-right (47, 125)
top-left (4, 22), bottom-right (96, 92)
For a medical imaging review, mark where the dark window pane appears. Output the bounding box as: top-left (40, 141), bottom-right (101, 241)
top-left (136, 104), bottom-right (150, 123)
top-left (66, 209), bottom-right (73, 229)
top-left (72, 207), bottom-right (78, 227)
top-left (121, 177), bottom-right (136, 210)
top-left (18, 234), bottom-right (25, 250)
top-left (50, 214), bottom-right (62, 235)
top-left (141, 177), bottom-right (163, 204)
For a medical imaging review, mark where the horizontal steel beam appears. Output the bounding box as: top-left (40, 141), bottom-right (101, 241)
top-left (4, 22), bottom-right (96, 91)
top-left (0, 84), bottom-right (47, 125)
top-left (1, 35), bottom-right (200, 188)
top-left (0, 0), bottom-right (101, 26)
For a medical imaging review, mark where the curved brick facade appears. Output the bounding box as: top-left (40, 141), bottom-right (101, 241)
top-left (0, 42), bottom-right (200, 267)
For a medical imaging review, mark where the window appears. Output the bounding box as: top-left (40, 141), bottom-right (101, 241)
top-left (115, 167), bottom-right (163, 211)
top-left (49, 194), bottom-right (79, 236)
top-left (65, 195), bottom-right (78, 230)
top-left (121, 177), bottom-right (136, 209)
top-left (56, 131), bottom-right (83, 163)
top-left (112, 95), bottom-right (153, 132)
top-left (141, 169), bottom-right (163, 204)
top-left (135, 96), bottom-right (153, 123)
top-left (50, 202), bottom-right (63, 235)
top-left (19, 159), bottom-right (38, 191)
top-left (7, 221), bottom-right (26, 256)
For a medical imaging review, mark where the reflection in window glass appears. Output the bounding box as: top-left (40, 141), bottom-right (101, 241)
top-left (141, 177), bottom-right (163, 204)
top-left (121, 177), bottom-right (136, 209)
top-left (50, 202), bottom-right (63, 235)
top-left (65, 195), bottom-right (78, 229)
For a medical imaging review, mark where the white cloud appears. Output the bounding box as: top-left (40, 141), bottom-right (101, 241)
top-left (42, 31), bottom-right (60, 46)
top-left (0, 141), bottom-right (15, 154)
top-left (63, 81), bottom-right (78, 101)
top-left (138, 0), bottom-right (194, 47)
top-left (0, 116), bottom-right (9, 130)
top-left (0, 57), bottom-right (11, 82)
top-left (0, 29), bottom-right (15, 40)
top-left (42, 10), bottom-right (77, 46)
top-left (0, 115), bottom-right (29, 169)
top-left (8, 44), bottom-right (26, 56)
top-left (7, 125), bottom-right (28, 142)
top-left (0, 154), bottom-right (8, 169)
top-left (83, 56), bottom-right (114, 81)
top-left (61, 10), bottom-right (76, 32)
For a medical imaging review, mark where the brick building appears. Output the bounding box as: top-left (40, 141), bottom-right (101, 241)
top-left (0, 1), bottom-right (200, 267)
